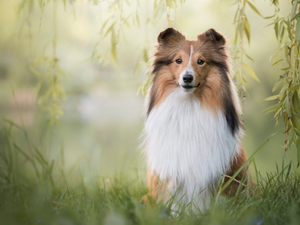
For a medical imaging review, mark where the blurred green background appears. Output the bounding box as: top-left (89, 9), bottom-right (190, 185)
top-left (0, 0), bottom-right (298, 185)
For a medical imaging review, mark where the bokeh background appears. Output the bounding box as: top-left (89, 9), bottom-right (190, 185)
top-left (0, 0), bottom-right (298, 185)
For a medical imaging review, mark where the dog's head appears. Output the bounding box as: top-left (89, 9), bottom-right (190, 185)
top-left (152, 28), bottom-right (230, 93)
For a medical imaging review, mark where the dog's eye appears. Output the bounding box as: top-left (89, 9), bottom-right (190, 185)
top-left (197, 59), bottom-right (205, 65)
top-left (175, 58), bottom-right (182, 64)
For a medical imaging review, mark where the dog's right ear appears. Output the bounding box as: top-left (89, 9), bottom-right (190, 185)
top-left (157, 28), bottom-right (185, 45)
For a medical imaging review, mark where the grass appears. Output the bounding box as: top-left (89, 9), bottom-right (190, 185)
top-left (0, 121), bottom-right (300, 225)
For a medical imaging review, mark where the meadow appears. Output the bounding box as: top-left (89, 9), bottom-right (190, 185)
top-left (1, 121), bottom-right (300, 225)
top-left (1, 0), bottom-right (300, 224)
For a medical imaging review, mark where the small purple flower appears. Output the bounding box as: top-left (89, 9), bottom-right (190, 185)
top-left (256, 220), bottom-right (263, 225)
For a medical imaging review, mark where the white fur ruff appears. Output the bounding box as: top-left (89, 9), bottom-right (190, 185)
top-left (143, 88), bottom-right (241, 210)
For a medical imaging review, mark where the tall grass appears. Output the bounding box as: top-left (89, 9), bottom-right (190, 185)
top-left (0, 121), bottom-right (299, 225)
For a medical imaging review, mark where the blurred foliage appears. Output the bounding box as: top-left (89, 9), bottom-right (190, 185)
top-left (232, 0), bottom-right (262, 123)
top-left (232, 0), bottom-right (262, 90)
top-left (15, 0), bottom-right (300, 163)
top-left (18, 0), bottom-right (185, 122)
top-left (265, 0), bottom-right (300, 166)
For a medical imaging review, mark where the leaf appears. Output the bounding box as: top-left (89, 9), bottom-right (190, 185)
top-left (247, 1), bottom-right (263, 17)
top-left (281, 66), bottom-right (291, 71)
top-left (234, 26), bottom-right (238, 45)
top-left (279, 22), bottom-right (285, 41)
top-left (62, 0), bottom-right (66, 10)
top-left (166, 0), bottom-right (176, 8)
top-left (293, 91), bottom-right (300, 116)
top-left (243, 63), bottom-right (260, 82)
top-left (29, 66), bottom-right (41, 76)
top-left (275, 21), bottom-right (278, 39)
top-left (104, 22), bottom-right (115, 38)
top-left (136, 12), bottom-right (140, 28)
top-left (245, 53), bottom-right (254, 62)
top-left (285, 98), bottom-right (292, 117)
top-left (111, 30), bottom-right (118, 64)
top-left (230, 0), bottom-right (239, 6)
top-left (264, 15), bottom-right (275, 19)
top-left (291, 0), bottom-right (299, 20)
top-left (296, 17), bottom-right (300, 41)
top-left (143, 48), bottom-right (149, 62)
top-left (274, 108), bottom-right (282, 118)
top-left (244, 17), bottom-right (251, 44)
top-left (264, 95), bottom-right (279, 101)
top-left (99, 17), bottom-right (112, 35)
top-left (265, 17), bottom-right (281, 27)
top-left (272, 59), bottom-right (284, 66)
top-left (264, 102), bottom-right (282, 114)
top-left (292, 114), bottom-right (300, 129)
top-left (297, 138), bottom-right (300, 167)
top-left (291, 12), bottom-right (300, 21)
top-left (38, 0), bottom-right (43, 8)
top-left (233, 7), bottom-right (239, 23)
top-left (286, 84), bottom-right (300, 91)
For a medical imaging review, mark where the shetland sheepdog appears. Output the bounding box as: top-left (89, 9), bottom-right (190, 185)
top-left (142, 28), bottom-right (255, 210)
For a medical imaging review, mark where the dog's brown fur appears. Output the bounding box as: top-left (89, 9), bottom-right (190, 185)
top-left (143, 28), bottom-right (256, 204)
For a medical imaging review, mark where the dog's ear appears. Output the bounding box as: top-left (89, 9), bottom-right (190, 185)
top-left (198, 28), bottom-right (226, 48)
top-left (158, 28), bottom-right (185, 45)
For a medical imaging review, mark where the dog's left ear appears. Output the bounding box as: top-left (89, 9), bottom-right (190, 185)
top-left (157, 28), bottom-right (185, 46)
top-left (198, 28), bottom-right (226, 48)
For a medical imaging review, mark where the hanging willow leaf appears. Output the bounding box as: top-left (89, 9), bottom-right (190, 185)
top-left (111, 30), bottom-right (117, 64)
top-left (62, 0), bottom-right (66, 9)
top-left (166, 0), bottom-right (176, 8)
top-left (100, 17), bottom-right (113, 35)
top-left (104, 22), bottom-right (116, 38)
top-left (38, 0), bottom-right (44, 8)
top-left (291, 0), bottom-right (299, 20)
top-left (281, 66), bottom-right (291, 71)
top-left (230, 0), bottom-right (239, 6)
top-left (245, 53), bottom-right (254, 62)
top-left (143, 47), bottom-right (149, 62)
top-left (285, 97), bottom-right (292, 117)
top-left (234, 26), bottom-right (239, 45)
top-left (265, 17), bottom-right (281, 27)
top-left (296, 17), bottom-right (300, 41)
top-left (244, 17), bottom-right (251, 44)
top-left (293, 91), bottom-right (300, 115)
top-left (264, 95), bottom-right (279, 101)
top-left (272, 59), bottom-right (284, 66)
top-left (297, 139), bottom-right (300, 167)
top-left (279, 21), bottom-right (285, 41)
top-left (247, 1), bottom-right (263, 17)
top-left (264, 15), bottom-right (275, 19)
top-left (136, 12), bottom-right (140, 28)
top-left (264, 102), bottom-right (282, 114)
top-left (291, 12), bottom-right (300, 21)
top-left (275, 20), bottom-right (278, 39)
top-left (286, 84), bottom-right (300, 91)
top-left (243, 62), bottom-right (260, 82)
top-left (292, 113), bottom-right (300, 129)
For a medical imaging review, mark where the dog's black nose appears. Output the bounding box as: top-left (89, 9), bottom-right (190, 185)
top-left (183, 74), bottom-right (193, 84)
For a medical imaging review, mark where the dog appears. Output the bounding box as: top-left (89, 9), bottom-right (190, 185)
top-left (141, 28), bottom-right (255, 211)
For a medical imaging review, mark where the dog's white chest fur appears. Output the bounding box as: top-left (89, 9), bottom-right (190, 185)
top-left (144, 88), bottom-right (240, 209)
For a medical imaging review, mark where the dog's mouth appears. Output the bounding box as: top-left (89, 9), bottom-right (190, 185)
top-left (181, 83), bottom-right (200, 90)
